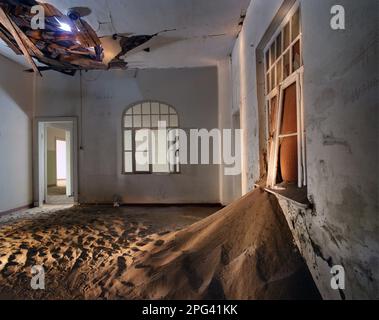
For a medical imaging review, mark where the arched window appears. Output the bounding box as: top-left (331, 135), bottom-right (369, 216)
top-left (123, 101), bottom-right (180, 174)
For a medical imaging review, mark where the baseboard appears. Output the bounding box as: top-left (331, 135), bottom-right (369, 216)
top-left (0, 203), bottom-right (34, 216)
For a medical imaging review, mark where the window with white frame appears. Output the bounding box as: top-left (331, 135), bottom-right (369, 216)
top-left (123, 101), bottom-right (180, 174)
top-left (264, 3), bottom-right (306, 189)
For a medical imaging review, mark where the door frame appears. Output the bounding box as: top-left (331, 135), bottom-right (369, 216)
top-left (33, 117), bottom-right (79, 206)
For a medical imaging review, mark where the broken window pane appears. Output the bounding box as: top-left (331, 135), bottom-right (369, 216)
top-left (291, 8), bottom-right (300, 41)
top-left (124, 152), bottom-right (133, 173)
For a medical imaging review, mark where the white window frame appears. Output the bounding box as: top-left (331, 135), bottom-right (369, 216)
top-left (122, 101), bottom-right (180, 175)
top-left (264, 2), bottom-right (306, 189)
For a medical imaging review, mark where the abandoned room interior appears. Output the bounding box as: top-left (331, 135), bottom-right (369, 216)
top-left (0, 0), bottom-right (378, 301)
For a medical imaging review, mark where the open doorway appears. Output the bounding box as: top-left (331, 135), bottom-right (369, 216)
top-left (56, 139), bottom-right (67, 188)
top-left (34, 118), bottom-right (78, 206)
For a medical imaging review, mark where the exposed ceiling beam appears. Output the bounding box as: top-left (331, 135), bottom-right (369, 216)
top-left (0, 7), bottom-right (41, 75)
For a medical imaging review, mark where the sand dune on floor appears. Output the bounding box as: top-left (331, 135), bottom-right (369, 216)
top-left (88, 189), bottom-right (320, 300)
top-left (0, 190), bottom-right (320, 300)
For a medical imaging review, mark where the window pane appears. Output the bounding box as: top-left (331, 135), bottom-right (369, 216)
top-left (133, 104), bottom-right (141, 114)
top-left (152, 141), bottom-right (170, 173)
top-left (124, 130), bottom-right (132, 151)
top-left (283, 22), bottom-right (290, 49)
top-left (160, 104), bottom-right (169, 114)
top-left (142, 102), bottom-right (150, 114)
top-left (124, 152), bottom-right (133, 173)
top-left (265, 50), bottom-right (270, 71)
top-left (135, 129), bottom-right (149, 151)
top-left (291, 8), bottom-right (300, 41)
top-left (151, 102), bottom-right (160, 114)
top-left (283, 51), bottom-right (290, 79)
top-left (169, 107), bottom-right (176, 115)
top-left (124, 115), bottom-right (133, 128)
top-left (280, 82), bottom-right (298, 135)
top-left (168, 129), bottom-right (180, 173)
top-left (151, 115), bottom-right (159, 127)
top-left (135, 152), bottom-right (150, 172)
top-left (133, 115), bottom-right (142, 127)
top-left (270, 42), bottom-right (276, 65)
top-left (292, 40), bottom-right (301, 72)
top-left (276, 58), bottom-right (282, 85)
top-left (126, 108), bottom-right (133, 115)
top-left (160, 115), bottom-right (169, 126)
top-left (142, 115), bottom-right (151, 127)
top-left (270, 68), bottom-right (275, 91)
top-left (170, 115), bottom-right (179, 127)
top-left (280, 136), bottom-right (298, 183)
top-left (269, 96), bottom-right (278, 138)
top-left (266, 73), bottom-right (270, 94)
top-left (276, 32), bottom-right (282, 58)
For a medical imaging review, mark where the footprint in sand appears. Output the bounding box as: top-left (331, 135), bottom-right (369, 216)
top-left (116, 256), bottom-right (127, 276)
top-left (154, 240), bottom-right (165, 247)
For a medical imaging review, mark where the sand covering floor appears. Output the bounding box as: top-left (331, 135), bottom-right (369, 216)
top-left (0, 189), bottom-right (320, 300)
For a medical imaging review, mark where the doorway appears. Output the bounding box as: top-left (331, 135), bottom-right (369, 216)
top-left (34, 118), bottom-right (78, 206)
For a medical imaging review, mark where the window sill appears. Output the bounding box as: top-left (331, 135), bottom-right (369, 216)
top-left (255, 182), bottom-right (310, 209)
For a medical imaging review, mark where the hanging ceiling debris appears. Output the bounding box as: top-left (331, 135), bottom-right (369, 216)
top-left (0, 0), bottom-right (170, 75)
top-left (108, 29), bottom-right (176, 68)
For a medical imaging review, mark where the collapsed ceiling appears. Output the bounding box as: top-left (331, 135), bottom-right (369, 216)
top-left (0, 0), bottom-right (251, 75)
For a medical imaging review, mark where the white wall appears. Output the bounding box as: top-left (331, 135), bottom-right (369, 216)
top-left (35, 67), bottom-right (220, 204)
top-left (0, 55), bottom-right (33, 213)
top-left (218, 59), bottom-right (234, 205)
top-left (229, 0), bottom-right (378, 299)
